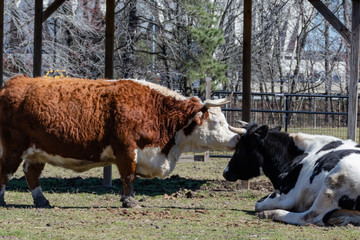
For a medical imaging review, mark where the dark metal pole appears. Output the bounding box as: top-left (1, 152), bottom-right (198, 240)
top-left (0, 0), bottom-right (4, 87)
top-left (103, 0), bottom-right (115, 187)
top-left (285, 96), bottom-right (290, 132)
top-left (33, 0), bottom-right (43, 77)
top-left (242, 0), bottom-right (252, 123)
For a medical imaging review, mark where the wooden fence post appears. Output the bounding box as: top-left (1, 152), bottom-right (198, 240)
top-left (351, 1), bottom-right (360, 141)
top-left (203, 77), bottom-right (212, 162)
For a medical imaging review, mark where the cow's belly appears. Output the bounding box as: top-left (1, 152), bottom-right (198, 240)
top-left (21, 145), bottom-right (177, 178)
top-left (22, 145), bottom-right (114, 172)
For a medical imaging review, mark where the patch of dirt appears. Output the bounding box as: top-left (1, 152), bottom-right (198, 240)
top-left (159, 178), bottom-right (274, 202)
top-left (199, 178), bottom-right (274, 192)
top-left (163, 189), bottom-right (203, 200)
top-left (113, 208), bottom-right (206, 220)
top-left (249, 179), bottom-right (274, 192)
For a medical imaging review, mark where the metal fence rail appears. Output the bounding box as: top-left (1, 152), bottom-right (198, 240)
top-left (209, 91), bottom-right (355, 158)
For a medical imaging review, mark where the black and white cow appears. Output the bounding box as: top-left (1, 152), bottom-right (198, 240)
top-left (223, 123), bottom-right (360, 226)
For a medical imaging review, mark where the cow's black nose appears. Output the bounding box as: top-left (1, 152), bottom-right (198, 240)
top-left (223, 169), bottom-right (238, 182)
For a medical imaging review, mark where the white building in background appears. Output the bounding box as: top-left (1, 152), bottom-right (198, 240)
top-left (228, 0), bottom-right (348, 93)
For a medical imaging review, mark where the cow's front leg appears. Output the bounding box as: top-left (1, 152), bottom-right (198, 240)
top-left (257, 209), bottom-right (294, 223)
top-left (257, 208), bottom-right (324, 226)
top-left (115, 154), bottom-right (140, 208)
top-left (24, 161), bottom-right (51, 208)
top-left (256, 186), bottom-right (342, 226)
top-left (255, 190), bottom-right (295, 212)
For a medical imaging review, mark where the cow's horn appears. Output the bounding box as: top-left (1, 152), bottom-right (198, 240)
top-left (203, 92), bottom-right (233, 108)
top-left (236, 120), bottom-right (248, 127)
top-left (229, 125), bottom-right (246, 135)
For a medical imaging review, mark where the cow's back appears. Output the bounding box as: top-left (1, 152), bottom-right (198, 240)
top-left (0, 76), bottom-right (203, 160)
top-left (0, 76), bottom-right (122, 159)
top-left (0, 76), bottom-right (35, 114)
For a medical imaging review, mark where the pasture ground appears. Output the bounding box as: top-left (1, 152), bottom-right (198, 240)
top-left (1, 158), bottom-right (359, 239)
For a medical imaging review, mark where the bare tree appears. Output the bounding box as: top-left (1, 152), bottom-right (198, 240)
top-left (2, 0), bottom-right (352, 101)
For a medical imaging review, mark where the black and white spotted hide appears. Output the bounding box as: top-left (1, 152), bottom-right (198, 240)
top-left (223, 123), bottom-right (360, 226)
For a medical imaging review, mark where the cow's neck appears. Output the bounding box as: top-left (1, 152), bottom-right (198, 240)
top-left (159, 97), bottom-right (203, 156)
top-left (260, 132), bottom-right (304, 189)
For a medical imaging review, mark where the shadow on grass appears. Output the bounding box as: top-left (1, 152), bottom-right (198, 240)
top-left (242, 209), bottom-right (257, 216)
top-left (6, 175), bottom-right (208, 196)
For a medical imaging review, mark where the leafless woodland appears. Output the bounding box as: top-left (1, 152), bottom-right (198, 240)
top-left (4, 0), bottom-right (353, 98)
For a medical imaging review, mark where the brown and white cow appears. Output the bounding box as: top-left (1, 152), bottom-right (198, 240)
top-left (0, 75), bottom-right (244, 208)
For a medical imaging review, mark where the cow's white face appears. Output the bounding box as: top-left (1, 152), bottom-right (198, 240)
top-left (178, 107), bottom-right (241, 153)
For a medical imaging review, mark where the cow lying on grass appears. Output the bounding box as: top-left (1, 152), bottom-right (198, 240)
top-left (0, 75), bottom-right (245, 208)
top-left (223, 123), bottom-right (360, 226)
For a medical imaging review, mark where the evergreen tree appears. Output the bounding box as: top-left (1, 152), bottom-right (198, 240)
top-left (183, 0), bottom-right (228, 96)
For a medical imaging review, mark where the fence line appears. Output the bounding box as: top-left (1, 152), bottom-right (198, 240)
top-left (209, 91), bottom-right (356, 158)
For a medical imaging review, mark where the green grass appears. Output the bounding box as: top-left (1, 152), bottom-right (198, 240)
top-left (1, 159), bottom-right (359, 239)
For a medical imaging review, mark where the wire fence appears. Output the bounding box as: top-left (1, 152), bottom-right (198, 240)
top-left (210, 91), bottom-right (355, 158)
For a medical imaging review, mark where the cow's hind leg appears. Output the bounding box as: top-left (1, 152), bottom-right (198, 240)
top-left (325, 209), bottom-right (360, 226)
top-left (0, 181), bottom-right (5, 207)
top-left (0, 158), bottom-right (24, 207)
top-left (0, 163), bottom-right (7, 206)
top-left (0, 128), bottom-right (28, 207)
top-left (0, 156), bottom-right (24, 207)
top-left (23, 161), bottom-right (50, 208)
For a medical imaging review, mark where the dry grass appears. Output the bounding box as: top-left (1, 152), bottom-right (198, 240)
top-left (0, 159), bottom-right (359, 239)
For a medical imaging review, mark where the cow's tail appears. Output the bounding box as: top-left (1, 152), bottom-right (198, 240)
top-left (324, 209), bottom-right (360, 226)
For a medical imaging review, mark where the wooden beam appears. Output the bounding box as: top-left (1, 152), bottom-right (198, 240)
top-left (105, 0), bottom-right (115, 80)
top-left (203, 77), bottom-right (211, 162)
top-left (349, 0), bottom-right (360, 140)
top-left (242, 0), bottom-right (252, 123)
top-left (0, 0), bottom-right (4, 87)
top-left (33, 0), bottom-right (43, 77)
top-left (43, 0), bottom-right (66, 23)
top-left (242, 0), bottom-right (252, 189)
top-left (103, 0), bottom-right (115, 187)
top-left (33, 0), bottom-right (66, 77)
top-left (308, 0), bottom-right (351, 44)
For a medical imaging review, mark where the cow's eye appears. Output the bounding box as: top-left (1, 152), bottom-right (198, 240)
top-left (215, 120), bottom-right (222, 126)
top-left (208, 120), bottom-right (219, 129)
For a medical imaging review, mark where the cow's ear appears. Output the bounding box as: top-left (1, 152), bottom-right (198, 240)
top-left (195, 109), bottom-right (209, 125)
top-left (195, 112), bottom-right (203, 125)
top-left (271, 126), bottom-right (281, 132)
top-left (254, 125), bottom-right (269, 140)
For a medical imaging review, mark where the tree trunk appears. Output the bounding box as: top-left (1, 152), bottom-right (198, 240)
top-left (121, 0), bottom-right (138, 78)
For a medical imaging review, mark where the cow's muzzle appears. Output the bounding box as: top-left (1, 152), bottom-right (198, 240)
top-left (223, 166), bottom-right (238, 182)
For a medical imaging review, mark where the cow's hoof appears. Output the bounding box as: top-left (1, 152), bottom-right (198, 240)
top-left (256, 211), bottom-right (269, 219)
top-left (34, 198), bottom-right (52, 208)
top-left (256, 210), bottom-right (285, 221)
top-left (121, 197), bottom-right (141, 208)
top-left (0, 200), bottom-right (6, 207)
